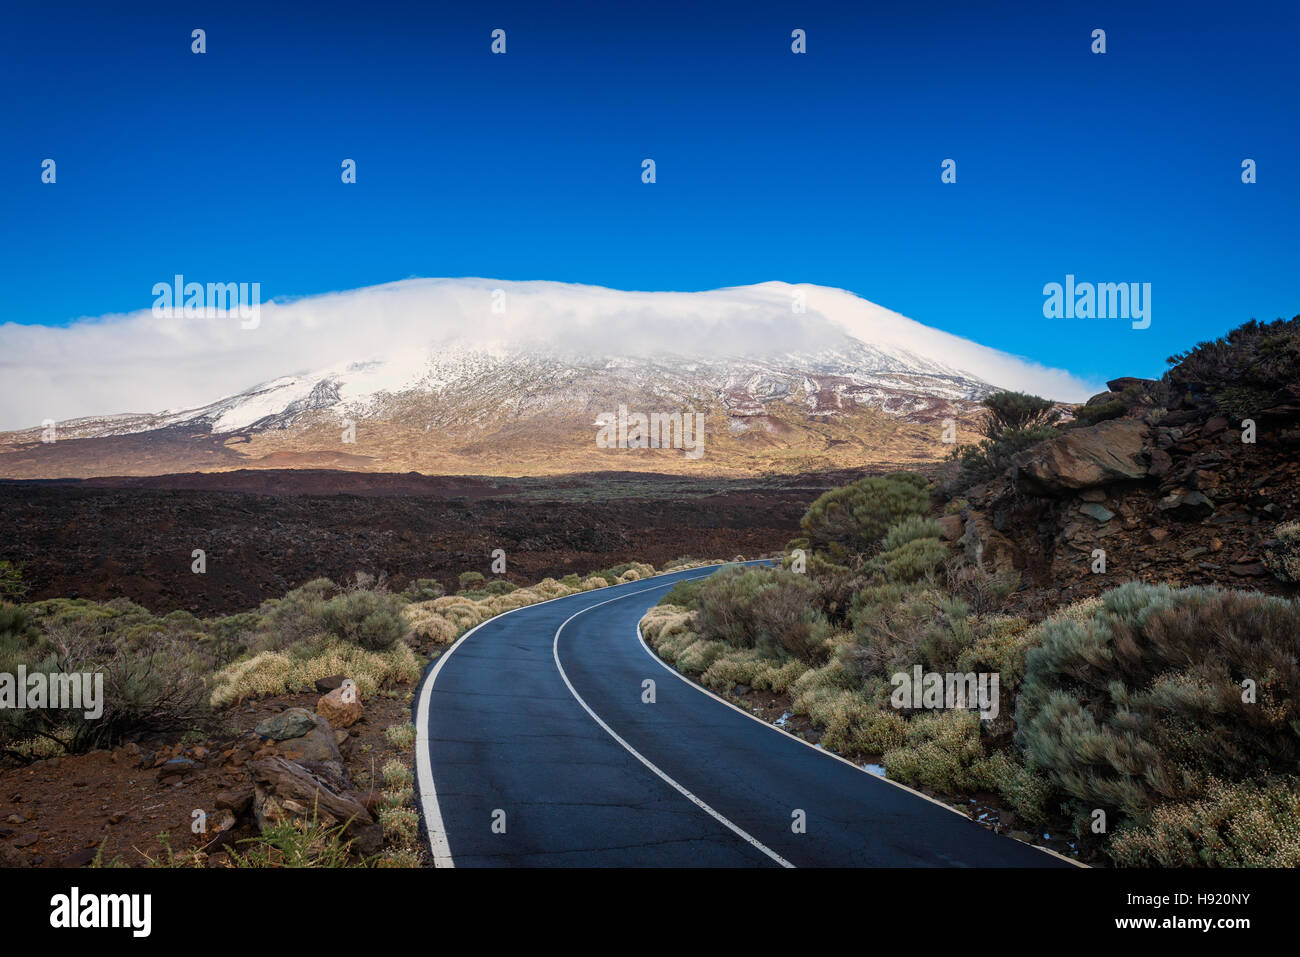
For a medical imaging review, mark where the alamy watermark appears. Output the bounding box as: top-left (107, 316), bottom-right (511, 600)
top-left (595, 405), bottom-right (705, 459)
top-left (152, 274), bottom-right (261, 329)
top-left (0, 667), bottom-right (103, 719)
top-left (890, 665), bottom-right (999, 721)
top-left (1043, 274), bottom-right (1150, 329)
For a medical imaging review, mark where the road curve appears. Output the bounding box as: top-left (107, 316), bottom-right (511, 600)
top-left (415, 563), bottom-right (1076, 867)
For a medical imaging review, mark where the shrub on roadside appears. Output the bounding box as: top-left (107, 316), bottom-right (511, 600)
top-left (1108, 778), bottom-right (1300, 868)
top-left (378, 806), bottom-right (420, 848)
top-left (210, 639), bottom-right (419, 707)
top-left (883, 710), bottom-right (998, 793)
top-left (880, 516), bottom-right (943, 552)
top-left (1015, 582), bottom-right (1300, 826)
top-left (800, 474), bottom-right (930, 563)
top-left (384, 721), bottom-right (416, 751)
top-left (318, 590), bottom-right (408, 651)
top-left (694, 567), bottom-right (831, 663)
top-left (0, 611), bottom-right (212, 755)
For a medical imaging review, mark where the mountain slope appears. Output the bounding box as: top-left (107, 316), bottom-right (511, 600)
top-left (0, 280), bottom-right (1091, 479)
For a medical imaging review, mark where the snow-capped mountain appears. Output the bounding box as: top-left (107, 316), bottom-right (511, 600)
top-left (0, 280), bottom-right (1093, 478)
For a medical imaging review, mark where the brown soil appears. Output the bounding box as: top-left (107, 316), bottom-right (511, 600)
top-left (0, 688), bottom-right (419, 868)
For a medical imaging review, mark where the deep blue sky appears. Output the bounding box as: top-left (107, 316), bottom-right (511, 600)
top-left (2, 0), bottom-right (1296, 386)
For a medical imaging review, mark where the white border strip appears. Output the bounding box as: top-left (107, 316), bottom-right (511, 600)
top-left (634, 616), bottom-right (1089, 868)
top-left (553, 588), bottom-right (795, 868)
top-left (413, 563), bottom-right (743, 867)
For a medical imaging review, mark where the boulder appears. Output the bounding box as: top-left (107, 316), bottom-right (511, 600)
top-left (1013, 419), bottom-right (1149, 494)
top-left (314, 674), bottom-right (347, 694)
top-left (270, 714), bottom-right (344, 769)
top-left (317, 680), bottom-right (363, 729)
top-left (937, 514), bottom-right (964, 542)
top-left (254, 708), bottom-right (317, 741)
top-left (248, 757), bottom-right (382, 855)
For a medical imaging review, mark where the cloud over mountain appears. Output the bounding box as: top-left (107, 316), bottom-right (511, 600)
top-left (0, 279), bottom-right (1098, 430)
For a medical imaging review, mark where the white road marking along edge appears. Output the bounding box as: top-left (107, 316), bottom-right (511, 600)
top-left (414, 562), bottom-right (758, 867)
top-left (632, 613), bottom-right (1090, 869)
top-left (552, 584), bottom-right (795, 868)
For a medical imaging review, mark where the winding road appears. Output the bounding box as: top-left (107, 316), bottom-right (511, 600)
top-left (415, 563), bottom-right (1076, 867)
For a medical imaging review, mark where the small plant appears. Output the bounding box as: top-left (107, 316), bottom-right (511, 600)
top-left (228, 814), bottom-right (359, 868)
top-left (373, 846), bottom-right (422, 868)
top-left (384, 721), bottom-right (417, 750)
top-left (381, 758), bottom-right (414, 790)
top-left (402, 578), bottom-right (445, 601)
top-left (141, 830), bottom-right (207, 868)
top-left (1263, 521), bottom-right (1300, 583)
top-left (381, 787), bottom-right (415, 810)
top-left (378, 806), bottom-right (420, 847)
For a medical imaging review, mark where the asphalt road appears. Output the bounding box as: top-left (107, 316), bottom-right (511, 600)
top-left (415, 564), bottom-right (1075, 867)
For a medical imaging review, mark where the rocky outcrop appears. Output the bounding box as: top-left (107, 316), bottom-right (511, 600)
top-left (1013, 419), bottom-right (1150, 494)
top-left (957, 513), bottom-right (1023, 573)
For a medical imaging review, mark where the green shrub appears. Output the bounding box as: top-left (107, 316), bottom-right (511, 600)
top-left (883, 711), bottom-right (997, 793)
top-left (229, 814), bottom-right (359, 868)
top-left (378, 807), bottom-right (420, 847)
top-left (1167, 315), bottom-right (1300, 397)
top-left (1073, 395), bottom-right (1129, 425)
top-left (954, 425), bottom-right (1058, 485)
top-left (457, 571), bottom-right (486, 591)
top-left (660, 576), bottom-right (708, 610)
top-left (848, 586), bottom-right (973, 680)
top-left (0, 615), bottom-right (212, 755)
top-left (869, 537), bottom-right (947, 584)
top-left (381, 759), bottom-right (413, 790)
top-left (880, 516), bottom-right (943, 552)
top-left (1015, 583), bottom-right (1300, 825)
top-left (402, 579), bottom-right (445, 601)
top-left (1209, 385), bottom-right (1275, 422)
top-left (384, 721), bottom-right (416, 751)
top-left (984, 751), bottom-right (1054, 825)
top-left (701, 650), bottom-right (806, 694)
top-left (800, 474), bottom-right (930, 563)
top-left (256, 579), bottom-right (335, 650)
top-left (954, 615), bottom-right (1036, 695)
top-left (790, 664), bottom-right (905, 756)
top-left (978, 391), bottom-right (1060, 438)
top-left (1108, 778), bottom-right (1300, 867)
top-left (317, 590), bottom-right (408, 651)
top-left (694, 567), bottom-right (831, 663)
